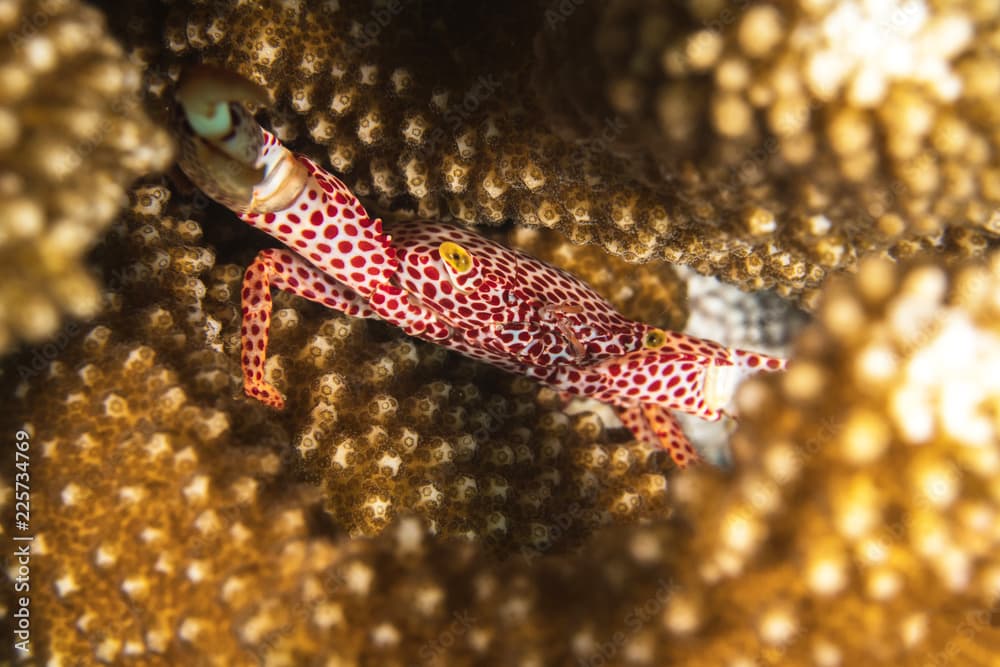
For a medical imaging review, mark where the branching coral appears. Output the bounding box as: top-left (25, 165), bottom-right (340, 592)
top-left (6, 181), bottom-right (999, 664)
top-left (101, 0), bottom-right (998, 304)
top-left (532, 0), bottom-right (1000, 299)
top-left (0, 0), bottom-right (172, 354)
top-left (3, 1), bottom-right (1000, 664)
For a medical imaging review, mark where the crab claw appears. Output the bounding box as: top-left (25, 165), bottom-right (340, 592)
top-left (600, 347), bottom-right (784, 467)
top-left (176, 64), bottom-right (270, 142)
top-left (585, 346), bottom-right (785, 420)
top-left (174, 65), bottom-right (307, 215)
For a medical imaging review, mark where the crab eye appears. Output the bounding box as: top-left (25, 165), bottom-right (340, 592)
top-left (643, 328), bottom-right (667, 349)
top-left (439, 241), bottom-right (473, 273)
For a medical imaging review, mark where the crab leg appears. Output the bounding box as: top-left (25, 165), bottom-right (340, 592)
top-left (732, 347), bottom-right (787, 372)
top-left (541, 303), bottom-right (586, 360)
top-left (491, 323), bottom-right (580, 367)
top-left (618, 404), bottom-right (701, 468)
top-left (240, 249), bottom-right (380, 408)
top-left (577, 347), bottom-right (784, 418)
top-left (648, 329), bottom-right (787, 374)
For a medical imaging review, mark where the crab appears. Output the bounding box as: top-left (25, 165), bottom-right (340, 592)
top-left (174, 65), bottom-right (787, 467)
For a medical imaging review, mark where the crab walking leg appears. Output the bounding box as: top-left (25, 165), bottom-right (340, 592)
top-left (616, 403), bottom-right (660, 449)
top-left (541, 352), bottom-right (713, 418)
top-left (240, 249), bottom-right (380, 407)
top-left (652, 330), bottom-right (788, 374)
top-left (642, 405), bottom-right (701, 468)
top-left (494, 304), bottom-right (587, 365)
top-left (540, 304), bottom-right (586, 361)
top-left (564, 345), bottom-right (783, 466)
top-left (539, 345), bottom-right (786, 424)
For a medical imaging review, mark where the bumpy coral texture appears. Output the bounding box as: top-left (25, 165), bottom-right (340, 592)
top-left (0, 181), bottom-right (682, 662)
top-left (116, 0), bottom-right (996, 305)
top-left (0, 0), bottom-right (172, 354)
top-left (4, 0), bottom-right (1000, 664)
top-left (657, 251), bottom-right (1000, 665)
top-left (6, 227), bottom-right (1000, 663)
top-left (533, 0), bottom-right (1000, 293)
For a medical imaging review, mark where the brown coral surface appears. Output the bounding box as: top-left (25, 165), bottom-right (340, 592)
top-left (5, 196), bottom-right (1000, 662)
top-left (0, 0), bottom-right (172, 354)
top-left (0, 181), bottom-right (678, 663)
top-left (112, 0), bottom-right (998, 304)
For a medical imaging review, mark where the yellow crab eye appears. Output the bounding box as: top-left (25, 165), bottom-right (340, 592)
top-left (439, 241), bottom-right (473, 274)
top-left (643, 328), bottom-right (667, 349)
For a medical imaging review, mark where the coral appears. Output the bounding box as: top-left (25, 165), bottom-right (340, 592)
top-left (296, 341), bottom-right (675, 551)
top-left (8, 337), bottom-right (319, 664)
top-left (665, 249), bottom-right (1000, 665)
top-left (7, 179), bottom-right (999, 663)
top-left (4, 1), bottom-right (1000, 664)
top-left (0, 0), bottom-right (172, 354)
top-left (534, 0), bottom-right (1000, 300)
top-left (105, 0), bottom-right (997, 303)
top-left (0, 180), bottom-right (683, 662)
